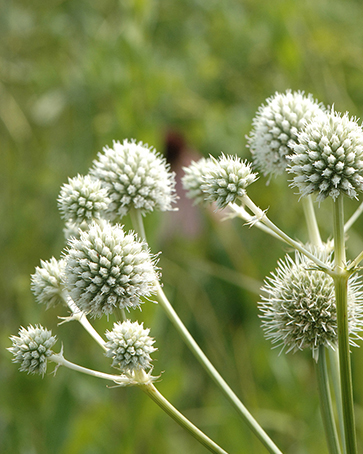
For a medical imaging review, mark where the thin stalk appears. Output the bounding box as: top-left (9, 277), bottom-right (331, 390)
top-left (333, 196), bottom-right (357, 454)
top-left (241, 195), bottom-right (333, 275)
top-left (130, 209), bottom-right (283, 454)
top-left (316, 346), bottom-right (342, 454)
top-left (301, 195), bottom-right (322, 247)
top-left (50, 354), bottom-right (229, 454)
top-left (155, 283), bottom-right (283, 454)
top-left (141, 380), bottom-right (229, 454)
top-left (328, 348), bottom-right (346, 453)
top-left (344, 201), bottom-right (363, 233)
top-left (60, 294), bottom-right (107, 351)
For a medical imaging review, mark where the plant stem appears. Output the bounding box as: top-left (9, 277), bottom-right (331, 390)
top-left (60, 294), bottom-right (107, 351)
top-left (328, 348), bottom-right (346, 453)
top-left (316, 346), bottom-right (342, 454)
top-left (302, 195), bottom-right (322, 247)
top-left (51, 354), bottom-right (229, 454)
top-left (333, 196), bottom-right (357, 454)
top-left (241, 195), bottom-right (333, 275)
top-left (129, 209), bottom-right (283, 454)
top-left (141, 380), bottom-right (229, 454)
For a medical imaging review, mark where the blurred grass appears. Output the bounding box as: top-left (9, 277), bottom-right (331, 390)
top-left (2, 0), bottom-right (363, 453)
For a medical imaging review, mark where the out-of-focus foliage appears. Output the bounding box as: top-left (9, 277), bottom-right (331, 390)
top-left (1, 0), bottom-right (363, 453)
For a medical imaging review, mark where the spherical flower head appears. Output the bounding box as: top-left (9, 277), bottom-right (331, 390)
top-left (247, 90), bottom-right (325, 179)
top-left (182, 157), bottom-right (215, 205)
top-left (64, 221), bottom-right (158, 318)
top-left (89, 139), bottom-right (177, 220)
top-left (289, 110), bottom-right (363, 201)
top-left (8, 325), bottom-right (57, 376)
top-left (105, 320), bottom-right (156, 373)
top-left (259, 250), bottom-right (363, 361)
top-left (58, 174), bottom-right (110, 225)
top-left (201, 154), bottom-right (257, 209)
top-left (31, 257), bottom-right (66, 308)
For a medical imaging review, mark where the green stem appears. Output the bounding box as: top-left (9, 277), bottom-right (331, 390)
top-left (316, 346), bottom-right (342, 454)
top-left (241, 195), bottom-right (333, 275)
top-left (141, 381), bottom-right (229, 454)
top-left (333, 196), bottom-right (357, 454)
top-left (328, 348), bottom-right (346, 453)
top-left (129, 209), bottom-right (283, 454)
top-left (51, 353), bottom-right (229, 454)
top-left (302, 195), bottom-right (322, 247)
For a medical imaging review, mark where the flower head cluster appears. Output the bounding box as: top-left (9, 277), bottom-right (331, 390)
top-left (90, 140), bottom-right (177, 220)
top-left (58, 175), bottom-right (110, 225)
top-left (64, 221), bottom-right (157, 318)
top-left (259, 250), bottom-right (363, 361)
top-left (31, 257), bottom-right (66, 308)
top-left (247, 90), bottom-right (325, 179)
top-left (105, 320), bottom-right (156, 373)
top-left (182, 154), bottom-right (257, 209)
top-left (8, 325), bottom-right (57, 376)
top-left (289, 110), bottom-right (363, 201)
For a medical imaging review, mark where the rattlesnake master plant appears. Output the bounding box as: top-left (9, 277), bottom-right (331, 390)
top-left (31, 257), bottom-right (66, 308)
top-left (90, 139), bottom-right (177, 220)
top-left (182, 154), bottom-right (257, 209)
top-left (58, 174), bottom-right (110, 225)
top-left (289, 109), bottom-right (363, 201)
top-left (8, 325), bottom-right (57, 377)
top-left (64, 221), bottom-right (158, 318)
top-left (247, 90), bottom-right (325, 179)
top-left (105, 320), bottom-right (157, 373)
top-left (259, 250), bottom-right (363, 361)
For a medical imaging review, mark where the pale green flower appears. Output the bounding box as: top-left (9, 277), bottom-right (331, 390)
top-left (259, 250), bottom-right (363, 361)
top-left (247, 90), bottom-right (325, 179)
top-left (90, 139), bottom-right (177, 219)
top-left (64, 221), bottom-right (157, 318)
top-left (289, 110), bottom-right (363, 201)
top-left (31, 257), bottom-right (66, 308)
top-left (105, 320), bottom-right (156, 373)
top-left (8, 325), bottom-right (57, 376)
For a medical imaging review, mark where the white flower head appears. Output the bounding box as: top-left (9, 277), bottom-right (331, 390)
top-left (58, 174), bottom-right (110, 225)
top-left (247, 90), bottom-right (325, 179)
top-left (259, 250), bottom-right (363, 361)
top-left (31, 257), bottom-right (66, 308)
top-left (105, 320), bottom-right (156, 373)
top-left (289, 109), bottom-right (363, 201)
top-left (8, 325), bottom-right (57, 377)
top-left (203, 154), bottom-right (257, 209)
top-left (182, 157), bottom-right (215, 205)
top-left (90, 139), bottom-right (177, 220)
top-left (64, 221), bottom-right (158, 318)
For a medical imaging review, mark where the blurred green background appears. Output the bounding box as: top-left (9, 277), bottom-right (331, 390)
top-left (2, 0), bottom-right (363, 453)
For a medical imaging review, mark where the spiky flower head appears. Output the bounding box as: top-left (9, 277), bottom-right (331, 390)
top-left (201, 154), bottom-right (257, 209)
top-left (289, 110), bottom-right (363, 201)
top-left (8, 325), bottom-right (57, 376)
top-left (105, 320), bottom-right (156, 373)
top-left (259, 250), bottom-right (363, 361)
top-left (64, 221), bottom-right (157, 318)
top-left (31, 257), bottom-right (66, 308)
top-left (182, 157), bottom-right (215, 205)
top-left (58, 174), bottom-right (110, 225)
top-left (247, 90), bottom-right (325, 179)
top-left (89, 139), bottom-right (177, 220)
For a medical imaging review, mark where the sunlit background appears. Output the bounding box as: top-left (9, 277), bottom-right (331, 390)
top-left (2, 0), bottom-right (363, 453)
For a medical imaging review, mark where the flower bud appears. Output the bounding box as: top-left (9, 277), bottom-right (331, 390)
top-left (64, 221), bottom-right (158, 318)
top-left (289, 110), bottom-right (363, 201)
top-left (259, 250), bottom-right (363, 361)
top-left (90, 139), bottom-right (177, 219)
top-left (58, 175), bottom-right (110, 225)
top-left (105, 320), bottom-right (156, 373)
top-left (31, 257), bottom-right (66, 308)
top-left (8, 325), bottom-right (57, 376)
top-left (247, 90), bottom-right (325, 179)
